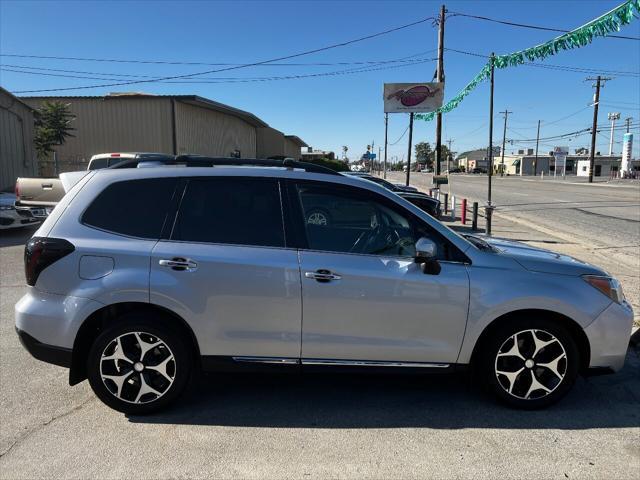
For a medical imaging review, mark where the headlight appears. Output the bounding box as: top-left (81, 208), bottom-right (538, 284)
top-left (0, 205), bottom-right (15, 211)
top-left (583, 275), bottom-right (625, 303)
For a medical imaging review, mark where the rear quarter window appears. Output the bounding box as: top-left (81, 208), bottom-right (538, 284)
top-left (82, 178), bottom-right (177, 239)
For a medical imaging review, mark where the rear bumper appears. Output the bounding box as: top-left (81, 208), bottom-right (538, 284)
top-left (15, 327), bottom-right (71, 368)
top-left (584, 300), bottom-right (635, 371)
top-left (15, 289), bottom-right (104, 350)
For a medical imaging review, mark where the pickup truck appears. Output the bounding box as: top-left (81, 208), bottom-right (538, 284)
top-left (15, 153), bottom-right (173, 210)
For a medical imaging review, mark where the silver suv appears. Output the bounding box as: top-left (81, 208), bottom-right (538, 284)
top-left (15, 157), bottom-right (634, 414)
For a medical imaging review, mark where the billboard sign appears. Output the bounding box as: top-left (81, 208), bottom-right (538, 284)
top-left (383, 83), bottom-right (444, 113)
top-left (553, 146), bottom-right (568, 176)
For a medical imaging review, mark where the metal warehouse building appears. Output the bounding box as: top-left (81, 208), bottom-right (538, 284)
top-left (20, 93), bottom-right (304, 173)
top-left (0, 87), bottom-right (37, 190)
top-left (256, 127), bottom-right (308, 159)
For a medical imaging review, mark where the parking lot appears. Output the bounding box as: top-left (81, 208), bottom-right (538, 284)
top-left (1, 225), bottom-right (639, 479)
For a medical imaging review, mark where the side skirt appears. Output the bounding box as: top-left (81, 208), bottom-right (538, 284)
top-left (201, 356), bottom-right (465, 375)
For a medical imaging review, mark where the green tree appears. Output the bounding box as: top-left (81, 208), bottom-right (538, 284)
top-left (34, 101), bottom-right (75, 161)
top-left (414, 142), bottom-right (433, 168)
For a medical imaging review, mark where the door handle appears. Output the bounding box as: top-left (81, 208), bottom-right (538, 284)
top-left (159, 257), bottom-right (198, 271)
top-left (304, 269), bottom-right (342, 283)
top-left (41, 183), bottom-right (53, 190)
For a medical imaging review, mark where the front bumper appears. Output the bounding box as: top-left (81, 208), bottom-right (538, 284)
top-left (584, 300), bottom-right (635, 371)
top-left (15, 327), bottom-right (71, 367)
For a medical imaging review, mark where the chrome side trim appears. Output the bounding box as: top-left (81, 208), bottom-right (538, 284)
top-left (301, 359), bottom-right (450, 368)
top-left (232, 356), bottom-right (300, 365)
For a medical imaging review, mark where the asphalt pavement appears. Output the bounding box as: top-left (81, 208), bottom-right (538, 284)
top-left (1, 225), bottom-right (639, 479)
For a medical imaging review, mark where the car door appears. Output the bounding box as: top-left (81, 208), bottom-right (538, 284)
top-left (291, 180), bottom-right (470, 365)
top-left (150, 176), bottom-right (302, 360)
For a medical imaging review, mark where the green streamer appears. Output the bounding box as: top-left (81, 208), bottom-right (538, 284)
top-left (416, 0), bottom-right (640, 122)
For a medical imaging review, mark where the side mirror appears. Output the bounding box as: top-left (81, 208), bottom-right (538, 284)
top-left (414, 237), bottom-right (441, 275)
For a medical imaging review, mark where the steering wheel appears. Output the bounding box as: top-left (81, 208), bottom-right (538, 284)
top-left (349, 224), bottom-right (382, 253)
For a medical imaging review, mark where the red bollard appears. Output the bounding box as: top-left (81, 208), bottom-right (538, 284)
top-left (461, 198), bottom-right (467, 224)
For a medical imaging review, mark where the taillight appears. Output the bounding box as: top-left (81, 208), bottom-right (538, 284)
top-left (24, 237), bottom-right (75, 286)
top-left (15, 181), bottom-right (20, 198)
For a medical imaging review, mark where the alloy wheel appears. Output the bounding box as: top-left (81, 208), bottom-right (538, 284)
top-left (99, 331), bottom-right (176, 404)
top-left (494, 328), bottom-right (567, 400)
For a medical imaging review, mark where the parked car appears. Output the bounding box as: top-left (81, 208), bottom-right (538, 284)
top-left (471, 167), bottom-right (487, 174)
top-left (15, 156), bottom-right (633, 414)
top-left (344, 172), bottom-right (419, 193)
top-left (0, 193), bottom-right (42, 229)
top-left (397, 192), bottom-right (441, 219)
top-left (15, 153), bottom-right (174, 209)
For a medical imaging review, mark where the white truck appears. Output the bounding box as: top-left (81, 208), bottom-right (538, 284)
top-left (15, 153), bottom-right (173, 212)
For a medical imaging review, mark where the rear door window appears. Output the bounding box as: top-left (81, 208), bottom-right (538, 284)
top-left (82, 178), bottom-right (178, 238)
top-left (171, 177), bottom-right (285, 248)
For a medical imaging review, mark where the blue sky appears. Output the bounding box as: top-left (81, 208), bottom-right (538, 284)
top-left (1, 0), bottom-right (639, 160)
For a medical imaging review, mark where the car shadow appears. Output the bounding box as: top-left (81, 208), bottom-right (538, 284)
top-left (128, 347), bottom-right (640, 430)
top-left (0, 225), bottom-right (38, 247)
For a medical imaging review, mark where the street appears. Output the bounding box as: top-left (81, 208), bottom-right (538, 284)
top-left (1, 225), bottom-right (639, 479)
top-left (386, 172), bottom-right (640, 320)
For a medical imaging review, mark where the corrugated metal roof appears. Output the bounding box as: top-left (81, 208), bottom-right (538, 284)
top-left (0, 86), bottom-right (36, 111)
top-left (285, 135), bottom-right (308, 147)
top-left (18, 92), bottom-right (268, 128)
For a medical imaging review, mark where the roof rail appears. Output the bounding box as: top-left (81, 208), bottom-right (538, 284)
top-left (110, 155), bottom-right (341, 176)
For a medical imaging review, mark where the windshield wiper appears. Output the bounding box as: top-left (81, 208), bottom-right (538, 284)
top-left (463, 234), bottom-right (496, 252)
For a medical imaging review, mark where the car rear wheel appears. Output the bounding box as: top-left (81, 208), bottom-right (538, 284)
top-left (87, 314), bottom-right (192, 414)
top-left (480, 319), bottom-right (579, 409)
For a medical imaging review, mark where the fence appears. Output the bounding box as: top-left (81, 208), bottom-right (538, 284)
top-left (37, 156), bottom-right (90, 177)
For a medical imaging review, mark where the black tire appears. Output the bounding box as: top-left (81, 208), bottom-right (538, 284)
top-left (87, 312), bottom-right (193, 415)
top-left (479, 318), bottom-right (580, 409)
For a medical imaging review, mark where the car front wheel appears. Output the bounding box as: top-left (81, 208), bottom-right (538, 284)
top-left (480, 319), bottom-right (580, 409)
top-left (87, 314), bottom-right (192, 414)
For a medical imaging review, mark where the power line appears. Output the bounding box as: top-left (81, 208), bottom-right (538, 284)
top-left (389, 125), bottom-right (410, 145)
top-left (1, 58), bottom-right (436, 85)
top-left (11, 16), bottom-right (436, 93)
top-left (0, 49), bottom-right (438, 68)
top-left (445, 48), bottom-right (640, 76)
top-left (508, 123), bottom-right (640, 143)
top-left (447, 11), bottom-right (640, 41)
top-left (0, 55), bottom-right (437, 80)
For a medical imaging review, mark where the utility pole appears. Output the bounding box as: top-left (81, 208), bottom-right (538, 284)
top-left (625, 116), bottom-right (633, 133)
top-left (586, 76), bottom-right (610, 183)
top-left (434, 4), bottom-right (446, 176)
top-left (486, 53), bottom-right (495, 235)
top-left (383, 113), bottom-right (389, 178)
top-left (608, 112), bottom-right (620, 155)
top-left (499, 110), bottom-right (512, 176)
top-left (534, 120), bottom-right (541, 176)
top-left (406, 113), bottom-right (414, 186)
